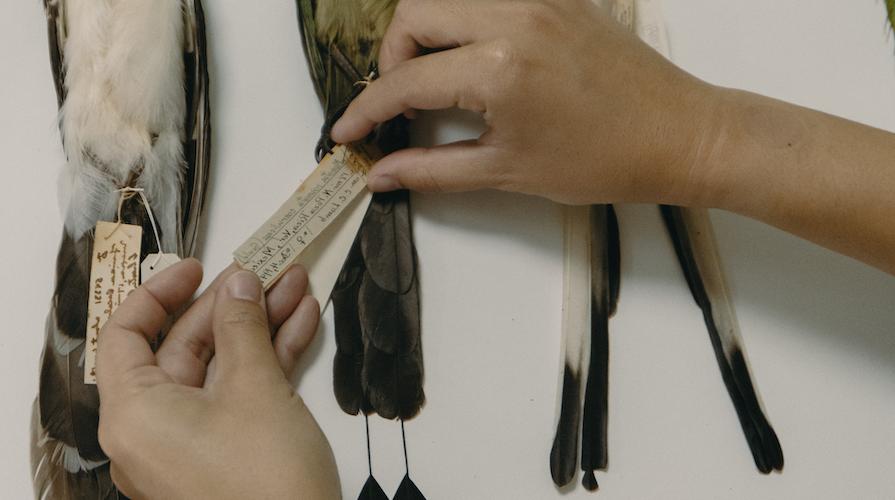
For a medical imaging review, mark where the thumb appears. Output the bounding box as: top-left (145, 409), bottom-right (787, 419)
top-left (211, 270), bottom-right (282, 384)
top-left (366, 140), bottom-right (500, 193)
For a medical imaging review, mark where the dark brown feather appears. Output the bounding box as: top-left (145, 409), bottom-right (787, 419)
top-left (296, 0), bottom-right (424, 421)
top-left (332, 239), bottom-right (368, 415)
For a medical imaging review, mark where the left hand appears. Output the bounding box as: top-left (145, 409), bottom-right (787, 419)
top-left (96, 259), bottom-right (340, 500)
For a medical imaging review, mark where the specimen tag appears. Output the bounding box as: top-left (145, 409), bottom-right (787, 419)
top-left (141, 253), bottom-right (181, 283)
top-left (85, 221), bottom-right (142, 384)
top-left (234, 145), bottom-right (373, 289)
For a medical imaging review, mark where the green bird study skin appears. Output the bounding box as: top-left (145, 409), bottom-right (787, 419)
top-left (295, 1), bottom-right (426, 499)
top-left (31, 1), bottom-right (210, 498)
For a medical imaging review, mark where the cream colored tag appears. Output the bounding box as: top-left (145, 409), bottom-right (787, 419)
top-left (85, 221), bottom-right (142, 384)
top-left (234, 145), bottom-right (373, 289)
top-left (141, 253), bottom-right (181, 283)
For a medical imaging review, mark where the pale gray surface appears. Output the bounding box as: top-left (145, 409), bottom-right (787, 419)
top-left (2, 1), bottom-right (894, 499)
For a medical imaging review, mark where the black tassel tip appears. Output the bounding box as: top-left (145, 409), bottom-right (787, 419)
top-left (582, 471), bottom-right (599, 492)
top-left (358, 476), bottom-right (389, 500)
top-left (393, 474), bottom-right (427, 500)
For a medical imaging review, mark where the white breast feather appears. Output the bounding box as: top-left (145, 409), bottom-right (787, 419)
top-left (59, 0), bottom-right (185, 252)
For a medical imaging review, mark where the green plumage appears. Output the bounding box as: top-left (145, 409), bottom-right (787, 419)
top-left (887, 0), bottom-right (895, 33)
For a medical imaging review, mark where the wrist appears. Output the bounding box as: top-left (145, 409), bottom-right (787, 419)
top-left (661, 81), bottom-right (732, 208)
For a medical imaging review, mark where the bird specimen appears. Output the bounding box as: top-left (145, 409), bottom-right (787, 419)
top-left (31, 0), bottom-right (210, 498)
top-left (550, 0), bottom-right (782, 492)
top-left (295, 1), bottom-right (425, 498)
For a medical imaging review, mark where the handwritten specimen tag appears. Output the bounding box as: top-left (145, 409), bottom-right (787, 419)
top-left (234, 145), bottom-right (373, 289)
top-left (85, 221), bottom-right (142, 384)
top-left (141, 253), bottom-right (181, 283)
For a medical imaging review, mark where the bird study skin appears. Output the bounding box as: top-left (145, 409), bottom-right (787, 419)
top-left (32, 1), bottom-right (210, 498)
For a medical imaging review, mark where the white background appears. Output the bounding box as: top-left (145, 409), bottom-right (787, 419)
top-left (2, 1), bottom-right (895, 499)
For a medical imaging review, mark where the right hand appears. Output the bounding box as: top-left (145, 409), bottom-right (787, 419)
top-left (96, 261), bottom-right (340, 500)
top-left (332, 0), bottom-right (719, 206)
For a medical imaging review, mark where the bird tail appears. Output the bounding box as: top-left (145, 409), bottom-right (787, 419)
top-left (551, 205), bottom-right (620, 490)
top-left (661, 206), bottom-right (784, 473)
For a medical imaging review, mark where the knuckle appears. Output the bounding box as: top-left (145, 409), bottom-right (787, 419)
top-left (414, 153), bottom-right (446, 192)
top-left (486, 38), bottom-right (516, 69)
top-left (221, 308), bottom-right (267, 332)
top-left (481, 39), bottom-right (523, 98)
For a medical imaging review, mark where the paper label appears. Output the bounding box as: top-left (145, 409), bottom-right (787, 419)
top-left (85, 221), bottom-right (142, 384)
top-left (141, 253), bottom-right (181, 283)
top-left (234, 145), bottom-right (374, 289)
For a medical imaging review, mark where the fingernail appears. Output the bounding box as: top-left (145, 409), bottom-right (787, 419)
top-left (367, 174), bottom-right (402, 192)
top-left (226, 271), bottom-right (262, 303)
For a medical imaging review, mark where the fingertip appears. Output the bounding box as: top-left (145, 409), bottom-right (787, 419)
top-left (301, 294), bottom-right (320, 319)
top-left (142, 257), bottom-right (202, 289)
top-left (222, 270), bottom-right (264, 306)
top-left (329, 117), bottom-right (349, 144)
top-left (367, 173), bottom-right (403, 192)
top-left (330, 111), bottom-right (369, 145)
top-left (266, 265), bottom-right (309, 328)
top-left (274, 294), bottom-right (321, 375)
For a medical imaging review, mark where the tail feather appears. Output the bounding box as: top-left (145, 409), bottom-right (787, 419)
top-left (332, 240), bottom-right (368, 415)
top-left (550, 205), bottom-right (592, 487)
top-left (579, 205), bottom-right (618, 490)
top-left (660, 205), bottom-right (783, 473)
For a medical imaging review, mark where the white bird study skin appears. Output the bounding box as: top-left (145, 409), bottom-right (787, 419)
top-left (31, 1), bottom-right (210, 498)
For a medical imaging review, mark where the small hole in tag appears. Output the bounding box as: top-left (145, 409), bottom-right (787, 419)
top-left (141, 253), bottom-right (181, 284)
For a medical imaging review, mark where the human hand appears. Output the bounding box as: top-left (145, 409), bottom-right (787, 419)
top-left (331, 0), bottom-right (718, 206)
top-left (96, 259), bottom-right (340, 500)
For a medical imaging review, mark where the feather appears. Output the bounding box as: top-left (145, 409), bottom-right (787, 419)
top-left (332, 238), bottom-right (369, 415)
top-left (550, 203), bottom-right (620, 490)
top-left (32, 1), bottom-right (211, 498)
top-left (296, 0), bottom-right (424, 422)
top-left (180, 0), bottom-right (212, 257)
top-left (660, 206), bottom-right (783, 473)
top-left (551, 2), bottom-right (629, 491)
top-left (58, 0), bottom-right (186, 251)
top-left (579, 205), bottom-right (619, 491)
top-left (297, 3), bottom-right (426, 497)
top-left (626, 0), bottom-right (784, 474)
top-left (358, 190), bottom-right (423, 420)
top-left (550, 205), bottom-right (592, 487)
top-left (887, 0), bottom-right (895, 33)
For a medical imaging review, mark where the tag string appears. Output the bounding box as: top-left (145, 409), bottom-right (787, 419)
top-left (107, 187), bottom-right (164, 267)
top-left (364, 415), bottom-right (374, 477)
top-left (401, 419), bottom-right (411, 477)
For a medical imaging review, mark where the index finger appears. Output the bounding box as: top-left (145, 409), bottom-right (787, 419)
top-left (332, 44), bottom-right (489, 143)
top-left (96, 259), bottom-right (203, 394)
top-left (379, 0), bottom-right (484, 72)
